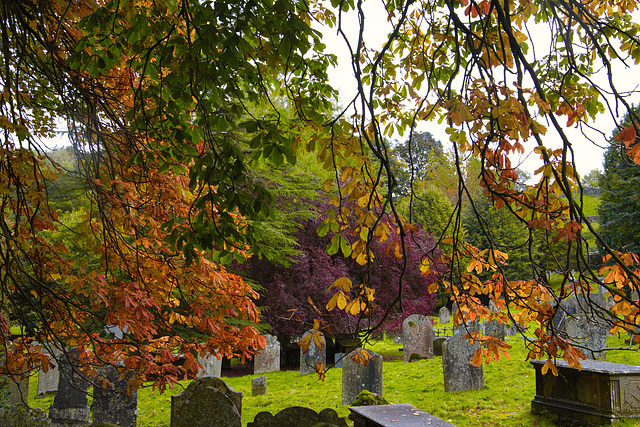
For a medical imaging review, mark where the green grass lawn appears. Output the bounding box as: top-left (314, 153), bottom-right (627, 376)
top-left (26, 321), bottom-right (640, 427)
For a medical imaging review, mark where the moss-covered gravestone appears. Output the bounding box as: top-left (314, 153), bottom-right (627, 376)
top-left (342, 349), bottom-right (383, 405)
top-left (92, 365), bottom-right (137, 427)
top-left (442, 332), bottom-right (484, 392)
top-left (171, 377), bottom-right (243, 427)
top-left (402, 314), bottom-right (434, 363)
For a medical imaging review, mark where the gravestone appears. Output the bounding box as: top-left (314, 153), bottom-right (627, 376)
top-left (8, 373), bottom-right (29, 406)
top-left (248, 407), bottom-right (348, 427)
top-left (552, 293), bottom-right (607, 359)
top-left (171, 377), bottom-right (242, 427)
top-left (37, 347), bottom-right (61, 397)
top-left (299, 329), bottom-right (326, 375)
top-left (254, 334), bottom-right (280, 374)
top-left (484, 319), bottom-right (506, 341)
top-left (439, 307), bottom-right (450, 324)
top-left (451, 302), bottom-right (459, 322)
top-left (48, 349), bottom-right (90, 427)
top-left (433, 337), bottom-right (447, 357)
top-left (402, 314), bottom-right (434, 363)
top-left (442, 332), bottom-right (484, 392)
top-left (252, 376), bottom-right (267, 396)
top-left (334, 352), bottom-right (346, 369)
top-left (92, 365), bottom-right (137, 427)
top-left (342, 348), bottom-right (383, 405)
top-left (196, 350), bottom-right (222, 379)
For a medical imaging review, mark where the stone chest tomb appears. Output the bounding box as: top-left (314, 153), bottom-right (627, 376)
top-left (531, 359), bottom-right (640, 425)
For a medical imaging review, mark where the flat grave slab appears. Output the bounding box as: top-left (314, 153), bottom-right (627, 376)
top-left (531, 359), bottom-right (640, 425)
top-left (349, 404), bottom-right (456, 427)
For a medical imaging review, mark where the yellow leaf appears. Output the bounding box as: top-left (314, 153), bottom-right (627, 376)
top-left (329, 277), bottom-right (352, 292)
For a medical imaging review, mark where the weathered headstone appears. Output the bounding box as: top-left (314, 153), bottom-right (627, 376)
top-left (252, 376), bottom-right (267, 396)
top-left (451, 302), bottom-right (459, 321)
top-left (442, 332), bottom-right (484, 392)
top-left (48, 349), bottom-right (90, 427)
top-left (171, 377), bottom-right (242, 427)
top-left (248, 407), bottom-right (348, 427)
top-left (402, 314), bottom-right (434, 363)
top-left (334, 352), bottom-right (346, 369)
top-left (439, 307), bottom-right (450, 324)
top-left (37, 347), bottom-right (60, 397)
top-left (433, 337), bottom-right (447, 357)
top-left (552, 293), bottom-right (607, 359)
top-left (484, 319), bottom-right (506, 341)
top-left (299, 329), bottom-right (326, 375)
top-left (254, 334), bottom-right (280, 374)
top-left (8, 373), bottom-right (29, 407)
top-left (342, 348), bottom-right (383, 405)
top-left (92, 365), bottom-right (137, 427)
top-left (196, 350), bottom-right (222, 379)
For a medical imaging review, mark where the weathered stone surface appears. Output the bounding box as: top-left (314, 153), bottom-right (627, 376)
top-left (342, 349), bottom-right (383, 405)
top-left (402, 314), bottom-right (434, 363)
top-left (247, 406), bottom-right (348, 427)
top-left (299, 329), bottom-right (326, 375)
top-left (37, 346), bottom-right (61, 397)
top-left (49, 349), bottom-right (90, 426)
top-left (531, 360), bottom-right (640, 425)
top-left (483, 320), bottom-right (506, 341)
top-left (334, 352), bottom-right (346, 369)
top-left (252, 376), bottom-right (267, 396)
top-left (552, 293), bottom-right (607, 359)
top-left (349, 404), bottom-right (456, 427)
top-left (196, 350), bottom-right (222, 379)
top-left (439, 307), bottom-right (450, 325)
top-left (442, 333), bottom-right (484, 392)
top-left (92, 365), bottom-right (137, 427)
top-left (254, 335), bottom-right (280, 374)
top-left (171, 378), bottom-right (242, 427)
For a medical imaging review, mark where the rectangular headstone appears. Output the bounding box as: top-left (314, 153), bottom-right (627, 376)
top-left (442, 333), bottom-right (484, 392)
top-left (254, 335), bottom-right (280, 374)
top-left (334, 352), bottom-right (346, 369)
top-left (439, 307), bottom-right (450, 324)
top-left (342, 348), bottom-right (383, 405)
top-left (299, 329), bottom-right (326, 375)
top-left (251, 376), bottom-right (267, 396)
top-left (402, 314), bottom-right (434, 363)
top-left (552, 293), bottom-right (607, 359)
top-left (196, 350), bottom-right (222, 379)
top-left (92, 365), bottom-right (137, 427)
top-left (37, 346), bottom-right (61, 397)
top-left (48, 349), bottom-right (90, 426)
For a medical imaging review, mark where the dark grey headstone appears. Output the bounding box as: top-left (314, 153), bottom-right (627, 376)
top-left (254, 335), bottom-right (280, 374)
top-left (342, 348), bottom-right (383, 405)
top-left (552, 293), bottom-right (608, 359)
top-left (484, 319), bottom-right (506, 341)
top-left (434, 337), bottom-right (447, 357)
top-left (252, 376), bottom-right (267, 396)
top-left (439, 307), bottom-right (450, 325)
top-left (299, 329), bottom-right (326, 375)
top-left (334, 352), bottom-right (346, 369)
top-left (171, 378), bottom-right (242, 427)
top-left (248, 406), bottom-right (348, 427)
top-left (442, 333), bottom-right (484, 392)
top-left (402, 314), bottom-right (434, 363)
top-left (48, 349), bottom-right (90, 426)
top-left (92, 365), bottom-right (137, 427)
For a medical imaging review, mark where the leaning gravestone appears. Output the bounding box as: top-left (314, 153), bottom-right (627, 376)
top-left (48, 349), bottom-right (90, 427)
top-left (299, 329), bottom-right (326, 375)
top-left (552, 293), bottom-right (607, 359)
top-left (254, 334), bottom-right (280, 374)
top-left (442, 332), bottom-right (484, 392)
top-left (402, 314), bottom-right (434, 363)
top-left (196, 350), bottom-right (222, 379)
top-left (439, 307), bottom-right (450, 324)
top-left (171, 377), bottom-right (242, 427)
top-left (37, 347), bottom-right (61, 397)
top-left (92, 365), bottom-right (137, 427)
top-left (342, 348), bottom-right (383, 405)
